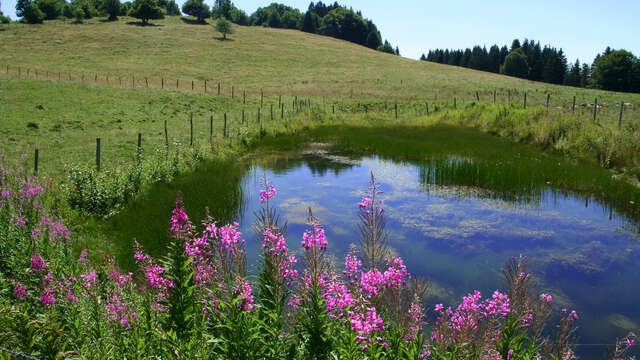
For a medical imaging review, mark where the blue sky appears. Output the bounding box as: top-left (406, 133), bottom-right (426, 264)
top-left (2, 0), bottom-right (639, 63)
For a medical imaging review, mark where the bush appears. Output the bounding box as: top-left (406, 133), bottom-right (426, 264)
top-left (101, 0), bottom-right (121, 21)
top-left (0, 10), bottom-right (11, 23)
top-left (62, 3), bottom-right (74, 18)
top-left (20, 1), bottom-right (45, 24)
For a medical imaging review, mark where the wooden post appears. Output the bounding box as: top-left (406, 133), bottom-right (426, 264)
top-left (218, 82), bottom-right (220, 95)
top-left (270, 104), bottom-right (273, 121)
top-left (223, 113), bottom-right (227, 137)
top-left (332, 104), bottom-right (335, 114)
top-left (96, 138), bottom-right (101, 172)
top-left (210, 115), bottom-right (213, 141)
top-left (190, 113), bottom-right (193, 146)
top-left (204, 80), bottom-right (207, 93)
top-left (243, 90), bottom-right (246, 104)
top-left (132, 76), bottom-right (135, 87)
top-left (524, 92), bottom-right (527, 109)
top-left (258, 108), bottom-right (261, 132)
top-left (475, 91), bottom-right (479, 101)
top-left (260, 89), bottom-right (264, 107)
top-left (281, 103), bottom-right (284, 119)
top-left (68, 72), bottom-right (71, 81)
top-left (395, 103), bottom-right (398, 119)
top-left (137, 133), bottom-right (142, 163)
top-left (426, 102), bottom-right (429, 115)
top-left (5, 65), bottom-right (8, 74)
top-left (164, 119), bottom-right (168, 146)
top-left (278, 95), bottom-right (282, 107)
top-left (618, 101), bottom-right (624, 129)
top-left (232, 86), bottom-right (234, 98)
top-left (493, 89), bottom-right (496, 104)
top-left (453, 97), bottom-right (456, 109)
top-left (94, 74), bottom-right (97, 82)
top-left (593, 98), bottom-right (598, 122)
top-left (192, 80), bottom-right (194, 91)
top-left (162, 77), bottom-right (164, 89)
top-left (34, 148), bottom-right (39, 176)
top-left (572, 96), bottom-right (576, 112)
top-left (106, 75), bottom-right (109, 84)
top-left (546, 94), bottom-right (550, 109)
top-left (242, 109), bottom-right (245, 125)
top-left (177, 79), bottom-right (179, 89)
top-left (508, 90), bottom-right (511, 103)
top-left (145, 77), bottom-right (149, 88)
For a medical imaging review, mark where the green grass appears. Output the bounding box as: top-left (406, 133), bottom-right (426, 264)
top-left (1, 16), bottom-right (639, 112)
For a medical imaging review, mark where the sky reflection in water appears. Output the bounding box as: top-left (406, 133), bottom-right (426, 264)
top-left (236, 149), bottom-right (639, 359)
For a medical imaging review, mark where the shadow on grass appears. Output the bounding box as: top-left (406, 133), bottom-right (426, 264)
top-left (126, 21), bottom-right (164, 27)
top-left (180, 17), bottom-right (209, 25)
top-left (215, 37), bottom-right (234, 41)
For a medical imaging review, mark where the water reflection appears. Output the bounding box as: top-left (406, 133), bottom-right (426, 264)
top-left (237, 146), bottom-right (639, 360)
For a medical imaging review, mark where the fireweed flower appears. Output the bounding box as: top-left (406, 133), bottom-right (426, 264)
top-left (324, 281), bottom-right (355, 315)
top-left (349, 307), bottom-right (384, 346)
top-left (40, 287), bottom-right (56, 306)
top-left (218, 222), bottom-right (244, 254)
top-left (107, 295), bottom-right (138, 329)
top-left (301, 224), bottom-right (327, 250)
top-left (344, 251), bottom-right (362, 284)
top-left (540, 293), bottom-right (552, 303)
top-left (259, 185), bottom-right (277, 204)
top-left (30, 254), bottom-right (46, 271)
top-left (405, 300), bottom-right (425, 343)
top-left (14, 284), bottom-right (27, 301)
top-left (262, 228), bottom-right (298, 284)
top-left (233, 277), bottom-right (255, 311)
top-left (80, 272), bottom-right (98, 288)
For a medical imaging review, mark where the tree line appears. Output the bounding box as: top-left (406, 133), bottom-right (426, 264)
top-left (422, 39), bottom-right (640, 93)
top-left (10, 0), bottom-right (400, 55)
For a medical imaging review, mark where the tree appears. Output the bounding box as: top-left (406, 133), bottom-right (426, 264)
top-left (420, 53), bottom-right (426, 61)
top-left (35, 0), bottom-right (63, 20)
top-left (102, 0), bottom-right (121, 20)
top-left (377, 40), bottom-right (394, 54)
top-left (592, 49), bottom-right (639, 92)
top-left (565, 59), bottom-right (581, 87)
top-left (500, 48), bottom-right (529, 78)
top-left (211, 0), bottom-right (231, 19)
top-left (301, 10), bottom-right (317, 33)
top-left (182, 0), bottom-right (209, 22)
top-left (510, 39), bottom-right (521, 52)
top-left (214, 16), bottom-right (234, 39)
top-left (17, 0), bottom-right (45, 23)
top-left (395, 46), bottom-right (400, 56)
top-left (158, 0), bottom-right (180, 15)
top-left (72, 6), bottom-right (84, 22)
top-left (129, 0), bottom-right (164, 24)
top-left (0, 10), bottom-right (11, 23)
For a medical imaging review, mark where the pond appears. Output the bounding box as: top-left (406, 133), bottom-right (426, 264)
top-left (105, 126), bottom-right (640, 359)
top-left (235, 145), bottom-right (639, 360)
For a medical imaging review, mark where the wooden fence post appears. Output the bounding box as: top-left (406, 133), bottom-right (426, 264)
top-left (426, 102), bottom-right (429, 115)
top-left (618, 101), bottom-right (624, 129)
top-left (164, 119), bottom-right (168, 146)
top-left (34, 148), bottom-right (39, 176)
top-left (493, 89), bottom-right (496, 104)
top-left (162, 77), bottom-right (164, 89)
top-left (145, 77), bottom-right (149, 88)
top-left (572, 96), bottom-right (576, 112)
top-left (192, 80), bottom-right (194, 91)
top-left (279, 95), bottom-right (282, 107)
top-left (593, 98), bottom-right (598, 122)
top-left (546, 94), bottom-right (550, 109)
top-left (176, 79), bottom-right (179, 89)
top-left (453, 97), bottom-right (456, 109)
top-left (475, 91), bottom-right (479, 101)
top-left (281, 103), bottom-right (284, 119)
top-left (242, 109), bottom-right (245, 125)
top-left (218, 82), bottom-right (220, 95)
top-left (395, 103), bottom-right (398, 118)
top-left (243, 90), bottom-right (246, 104)
top-left (210, 115), bottom-right (213, 141)
top-left (190, 113), bottom-right (193, 146)
top-left (96, 138), bottom-right (101, 172)
top-left (332, 104), bottom-right (335, 114)
top-left (232, 86), bottom-right (234, 98)
top-left (223, 113), bottom-right (227, 137)
top-left (137, 133), bottom-right (142, 163)
top-left (270, 104), bottom-right (273, 121)
top-left (523, 92), bottom-right (527, 109)
top-left (260, 89), bottom-right (264, 107)
top-left (204, 80), bottom-right (207, 93)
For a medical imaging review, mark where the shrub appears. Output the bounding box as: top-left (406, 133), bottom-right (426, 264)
top-left (214, 16), bottom-right (234, 39)
top-left (129, 0), bottom-right (164, 24)
top-left (35, 0), bottom-right (64, 20)
top-left (181, 0), bottom-right (208, 22)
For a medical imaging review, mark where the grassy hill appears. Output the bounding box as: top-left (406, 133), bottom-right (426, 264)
top-left (2, 16), bottom-right (639, 107)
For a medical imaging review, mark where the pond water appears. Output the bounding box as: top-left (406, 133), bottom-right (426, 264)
top-left (235, 145), bottom-right (640, 360)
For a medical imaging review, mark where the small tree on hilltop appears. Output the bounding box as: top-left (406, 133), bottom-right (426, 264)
top-left (215, 16), bottom-right (234, 39)
top-left (17, 0), bottom-right (45, 23)
top-left (181, 0), bottom-right (209, 22)
top-left (500, 48), bottom-right (529, 78)
top-left (102, 0), bottom-right (121, 21)
top-left (129, 0), bottom-right (164, 24)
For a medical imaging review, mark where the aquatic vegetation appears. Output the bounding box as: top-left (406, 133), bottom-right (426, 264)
top-left (0, 164), bottom-right (636, 359)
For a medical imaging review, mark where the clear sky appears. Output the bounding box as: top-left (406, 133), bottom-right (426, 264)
top-left (2, 0), bottom-right (639, 64)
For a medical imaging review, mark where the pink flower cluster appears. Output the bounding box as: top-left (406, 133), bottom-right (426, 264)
top-left (360, 257), bottom-right (410, 298)
top-left (301, 224), bottom-right (327, 250)
top-left (14, 284), bottom-right (27, 301)
top-left (38, 217), bottom-right (71, 243)
top-left (540, 293), bottom-right (552, 303)
top-left (260, 185), bottom-right (277, 204)
top-left (324, 281), bottom-right (355, 314)
top-left (30, 254), bottom-right (46, 271)
top-left (233, 278), bottom-right (255, 311)
top-left (434, 290), bottom-right (510, 338)
top-left (169, 195), bottom-right (192, 238)
top-left (262, 229), bottom-right (298, 284)
top-left (343, 252), bottom-right (362, 284)
top-left (349, 307), bottom-right (385, 345)
top-left (218, 222), bottom-right (245, 254)
top-left (107, 295), bottom-right (138, 329)
top-left (405, 301), bottom-right (425, 343)
top-left (80, 272), bottom-right (98, 288)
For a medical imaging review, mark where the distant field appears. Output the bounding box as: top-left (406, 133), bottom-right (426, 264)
top-left (1, 16), bottom-right (639, 108)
